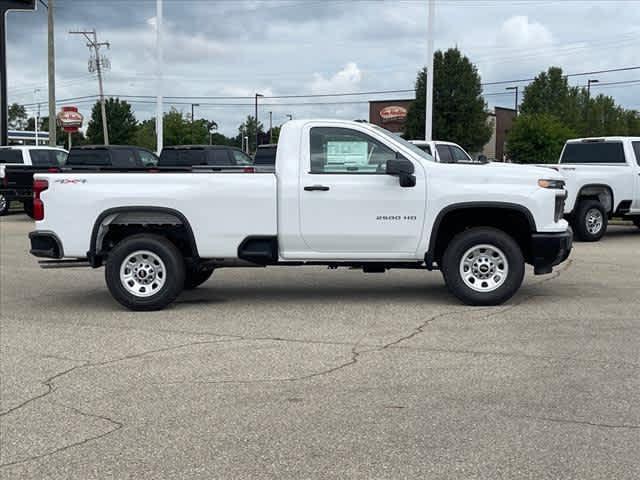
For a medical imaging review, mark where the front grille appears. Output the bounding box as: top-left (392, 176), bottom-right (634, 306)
top-left (555, 194), bottom-right (566, 222)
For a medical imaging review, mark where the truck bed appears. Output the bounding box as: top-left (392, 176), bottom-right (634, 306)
top-left (36, 171), bottom-right (278, 258)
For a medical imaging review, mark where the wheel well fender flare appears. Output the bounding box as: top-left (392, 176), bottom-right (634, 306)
top-left (88, 206), bottom-right (199, 265)
top-left (575, 184), bottom-right (614, 213)
top-left (425, 202), bottom-right (536, 268)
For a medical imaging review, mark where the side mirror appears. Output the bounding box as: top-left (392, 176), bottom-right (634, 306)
top-left (386, 155), bottom-right (416, 187)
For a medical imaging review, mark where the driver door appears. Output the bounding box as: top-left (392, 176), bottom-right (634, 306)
top-left (299, 125), bottom-right (426, 258)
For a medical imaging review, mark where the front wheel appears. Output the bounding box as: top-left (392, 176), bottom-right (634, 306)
top-left (105, 234), bottom-right (185, 311)
top-left (573, 200), bottom-right (607, 242)
top-left (441, 227), bottom-right (525, 306)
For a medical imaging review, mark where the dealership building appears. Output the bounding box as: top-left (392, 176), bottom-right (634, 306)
top-left (368, 99), bottom-right (516, 161)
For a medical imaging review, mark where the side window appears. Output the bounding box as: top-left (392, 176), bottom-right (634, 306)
top-left (30, 150), bottom-right (56, 167)
top-left (0, 150), bottom-right (23, 164)
top-left (436, 145), bottom-right (453, 163)
top-left (231, 150), bottom-right (253, 166)
top-left (419, 144), bottom-right (431, 155)
top-left (54, 151), bottom-right (67, 166)
top-left (111, 149), bottom-right (142, 168)
top-left (207, 150), bottom-right (232, 166)
top-left (309, 127), bottom-right (395, 174)
top-left (633, 142), bottom-right (640, 166)
top-left (450, 146), bottom-right (471, 163)
top-left (137, 150), bottom-right (158, 167)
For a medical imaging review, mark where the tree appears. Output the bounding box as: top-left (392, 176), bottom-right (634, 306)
top-left (8, 103), bottom-right (28, 129)
top-left (404, 48), bottom-right (492, 152)
top-left (506, 114), bottom-right (576, 164)
top-left (236, 115), bottom-right (265, 153)
top-left (133, 110), bottom-right (233, 150)
top-left (519, 66), bottom-right (640, 137)
top-left (86, 98), bottom-right (138, 145)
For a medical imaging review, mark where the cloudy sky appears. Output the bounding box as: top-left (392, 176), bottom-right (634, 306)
top-left (6, 0), bottom-right (640, 136)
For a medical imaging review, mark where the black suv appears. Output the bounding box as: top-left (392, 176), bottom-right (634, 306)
top-left (158, 145), bottom-right (253, 167)
top-left (66, 145), bottom-right (159, 168)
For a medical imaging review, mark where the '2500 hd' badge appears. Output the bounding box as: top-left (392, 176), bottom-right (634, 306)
top-left (54, 179), bottom-right (87, 184)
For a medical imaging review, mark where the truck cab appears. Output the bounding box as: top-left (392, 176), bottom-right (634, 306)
top-left (29, 120), bottom-right (572, 311)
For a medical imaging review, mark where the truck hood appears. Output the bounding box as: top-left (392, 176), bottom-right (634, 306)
top-left (482, 162), bottom-right (564, 180)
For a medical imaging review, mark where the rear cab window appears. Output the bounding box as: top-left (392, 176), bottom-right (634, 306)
top-left (560, 141), bottom-right (626, 164)
top-left (0, 150), bottom-right (24, 164)
top-left (67, 150), bottom-right (111, 166)
top-left (30, 150), bottom-right (66, 167)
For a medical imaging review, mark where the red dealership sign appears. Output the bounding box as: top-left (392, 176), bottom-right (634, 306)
top-left (379, 106), bottom-right (408, 123)
top-left (56, 106), bottom-right (84, 133)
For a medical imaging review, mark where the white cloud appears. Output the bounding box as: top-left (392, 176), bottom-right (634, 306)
top-left (496, 16), bottom-right (553, 49)
top-left (310, 62), bottom-right (362, 94)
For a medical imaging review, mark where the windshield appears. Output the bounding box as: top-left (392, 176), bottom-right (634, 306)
top-left (370, 125), bottom-right (435, 162)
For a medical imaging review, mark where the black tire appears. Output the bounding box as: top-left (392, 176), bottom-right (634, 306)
top-left (633, 217), bottom-right (640, 229)
top-left (0, 194), bottom-right (9, 216)
top-left (23, 201), bottom-right (34, 219)
top-left (105, 234), bottom-right (185, 311)
top-left (572, 200), bottom-right (607, 242)
top-left (184, 268), bottom-right (214, 289)
top-left (441, 227), bottom-right (525, 306)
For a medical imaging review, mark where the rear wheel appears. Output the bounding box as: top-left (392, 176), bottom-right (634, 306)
top-left (633, 217), bottom-right (640, 229)
top-left (184, 268), bottom-right (214, 289)
top-left (0, 194), bottom-right (9, 216)
top-left (573, 200), bottom-right (607, 242)
top-left (441, 227), bottom-right (525, 306)
top-left (105, 234), bottom-right (185, 311)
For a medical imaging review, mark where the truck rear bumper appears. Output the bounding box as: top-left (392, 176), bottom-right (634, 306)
top-left (29, 231), bottom-right (64, 259)
top-left (530, 229), bottom-right (573, 275)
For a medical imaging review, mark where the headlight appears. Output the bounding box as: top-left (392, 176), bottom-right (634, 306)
top-left (538, 179), bottom-right (565, 189)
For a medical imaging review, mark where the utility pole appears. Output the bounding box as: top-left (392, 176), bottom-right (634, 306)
top-left (505, 86), bottom-right (518, 115)
top-left (70, 28), bottom-right (110, 144)
top-left (47, 0), bottom-right (56, 146)
top-left (34, 88), bottom-right (40, 145)
top-left (155, 0), bottom-right (163, 155)
top-left (425, 0), bottom-right (435, 141)
top-left (190, 103), bottom-right (199, 143)
top-left (269, 111), bottom-right (273, 143)
top-left (254, 93), bottom-right (263, 153)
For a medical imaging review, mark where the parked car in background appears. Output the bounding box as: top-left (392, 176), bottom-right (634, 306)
top-left (548, 137), bottom-right (640, 241)
top-left (0, 146), bottom-right (68, 216)
top-left (66, 145), bottom-right (158, 169)
top-left (408, 140), bottom-right (483, 163)
top-left (29, 119), bottom-right (571, 311)
top-left (159, 145), bottom-right (253, 168)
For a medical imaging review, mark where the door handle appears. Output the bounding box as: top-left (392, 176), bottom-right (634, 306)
top-left (304, 185), bottom-right (330, 191)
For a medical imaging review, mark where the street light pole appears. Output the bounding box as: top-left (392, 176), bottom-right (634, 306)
top-left (34, 88), bottom-right (40, 145)
top-left (190, 103), bottom-right (199, 143)
top-left (587, 78), bottom-right (599, 97)
top-left (506, 86), bottom-right (518, 115)
top-left (155, 0), bottom-right (163, 155)
top-left (269, 111), bottom-right (273, 143)
top-left (425, 0), bottom-right (435, 141)
top-left (254, 93), bottom-right (263, 153)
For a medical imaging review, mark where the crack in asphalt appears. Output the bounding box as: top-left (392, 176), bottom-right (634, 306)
top-left (511, 414), bottom-right (640, 430)
top-left (0, 401), bottom-right (124, 468)
top-left (1, 260), bottom-right (577, 466)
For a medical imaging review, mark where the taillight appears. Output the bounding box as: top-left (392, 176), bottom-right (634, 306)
top-left (243, 167), bottom-right (255, 173)
top-left (47, 167), bottom-right (60, 173)
top-left (33, 179), bottom-right (48, 221)
top-left (2, 174), bottom-right (7, 188)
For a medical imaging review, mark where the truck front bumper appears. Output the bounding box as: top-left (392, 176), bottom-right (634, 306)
top-left (530, 229), bottom-right (573, 275)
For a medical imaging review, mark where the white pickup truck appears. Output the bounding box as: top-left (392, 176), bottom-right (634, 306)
top-left (29, 120), bottom-right (572, 311)
top-left (552, 137), bottom-right (640, 241)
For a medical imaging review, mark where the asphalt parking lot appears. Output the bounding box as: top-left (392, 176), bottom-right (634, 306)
top-left (1, 213), bottom-right (639, 479)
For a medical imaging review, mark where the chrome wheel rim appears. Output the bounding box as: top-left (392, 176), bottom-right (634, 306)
top-left (585, 208), bottom-right (603, 235)
top-left (119, 250), bottom-right (166, 298)
top-left (0, 194), bottom-right (7, 212)
top-left (459, 244), bottom-right (509, 293)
